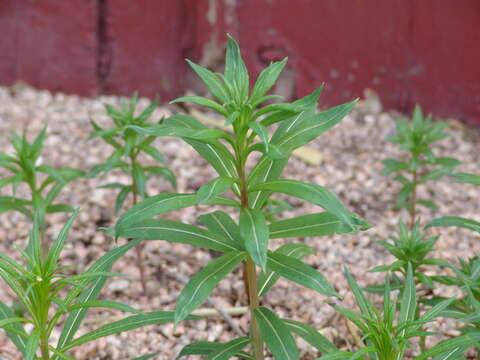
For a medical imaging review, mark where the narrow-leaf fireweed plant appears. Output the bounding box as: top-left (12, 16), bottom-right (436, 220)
top-left (320, 265), bottom-right (455, 360)
top-left (0, 211), bottom-right (196, 359)
top-left (113, 35), bottom-right (370, 359)
top-left (0, 127), bottom-right (84, 254)
top-left (382, 105), bottom-right (460, 228)
top-left (89, 93), bottom-right (176, 294)
top-left (377, 107), bottom-right (460, 351)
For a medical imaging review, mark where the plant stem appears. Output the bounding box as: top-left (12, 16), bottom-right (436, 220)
top-left (40, 334), bottom-right (50, 360)
top-left (245, 256), bottom-right (264, 360)
top-left (130, 153), bottom-right (147, 295)
top-left (409, 169), bottom-right (417, 230)
top-left (236, 135), bottom-right (264, 360)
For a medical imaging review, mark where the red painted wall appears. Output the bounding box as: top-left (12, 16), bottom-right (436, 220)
top-left (0, 0), bottom-right (479, 124)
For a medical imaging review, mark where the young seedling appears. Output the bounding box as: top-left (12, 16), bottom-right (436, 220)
top-left (89, 93), bottom-right (176, 294)
top-left (382, 105), bottom-right (460, 228)
top-left (0, 211), bottom-right (196, 359)
top-left (0, 127), bottom-right (84, 255)
top-left (113, 35), bottom-right (370, 359)
top-left (367, 220), bottom-right (450, 294)
top-left (320, 265), bottom-right (456, 360)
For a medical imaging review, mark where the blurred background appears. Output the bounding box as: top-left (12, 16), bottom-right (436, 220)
top-left (0, 0), bottom-right (479, 123)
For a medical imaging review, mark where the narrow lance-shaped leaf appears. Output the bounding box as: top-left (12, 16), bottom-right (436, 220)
top-left (240, 208), bottom-right (269, 270)
top-left (203, 337), bottom-right (251, 360)
top-left (250, 58), bottom-right (287, 105)
top-left (56, 239), bottom-right (141, 354)
top-left (117, 219), bottom-right (242, 252)
top-left (115, 193), bottom-right (197, 234)
top-left (412, 330), bottom-right (480, 360)
top-left (269, 212), bottom-right (352, 239)
top-left (450, 172), bottom-right (480, 185)
top-left (267, 252), bottom-right (339, 297)
top-left (175, 251), bottom-right (246, 323)
top-left (0, 302), bottom-right (27, 356)
top-left (427, 216), bottom-right (480, 234)
top-left (398, 263), bottom-right (416, 336)
top-left (284, 319), bottom-right (337, 354)
top-left (251, 179), bottom-right (358, 230)
top-left (197, 177), bottom-right (236, 204)
top-left (254, 307), bottom-right (299, 360)
top-left (61, 312), bottom-right (197, 352)
top-left (198, 211), bottom-right (244, 248)
top-left (185, 59), bottom-right (228, 103)
top-left (258, 243), bottom-right (314, 296)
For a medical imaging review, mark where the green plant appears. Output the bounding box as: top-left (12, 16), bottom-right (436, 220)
top-left (0, 127), bottom-right (84, 254)
top-left (426, 172), bottom-right (480, 356)
top-left (367, 220), bottom-right (450, 294)
top-left (112, 35), bottom-right (370, 359)
top-left (320, 265), bottom-right (463, 360)
top-left (0, 211), bottom-right (195, 359)
top-left (89, 93), bottom-right (176, 294)
top-left (382, 105), bottom-right (460, 228)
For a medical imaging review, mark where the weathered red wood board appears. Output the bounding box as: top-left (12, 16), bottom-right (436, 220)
top-left (0, 0), bottom-right (97, 95)
top-left (0, 0), bottom-right (479, 124)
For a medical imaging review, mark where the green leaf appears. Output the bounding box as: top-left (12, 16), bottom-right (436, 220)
top-left (46, 203), bottom-right (75, 214)
top-left (185, 59), bottom-right (228, 103)
top-left (132, 164), bottom-right (147, 198)
top-left (284, 319), bottom-right (337, 353)
top-left (46, 210), bottom-right (78, 272)
top-left (427, 216), bottom-right (480, 234)
top-left (175, 251), bottom-right (246, 323)
top-left (25, 329), bottom-right (40, 360)
top-left (254, 307), bottom-right (299, 360)
top-left (115, 193), bottom-right (197, 235)
top-left (57, 240), bottom-right (141, 352)
top-left (171, 96), bottom-right (227, 116)
top-left (62, 311), bottom-right (194, 351)
top-left (0, 302), bottom-right (27, 355)
top-left (126, 124), bottom-right (228, 142)
top-left (398, 263), bottom-right (416, 331)
top-left (197, 177), bottom-right (236, 204)
top-left (413, 330), bottom-right (480, 360)
top-left (144, 166), bottom-right (176, 189)
top-left (316, 351), bottom-right (354, 360)
top-left (178, 340), bottom-right (252, 360)
top-left (138, 143), bottom-right (166, 164)
top-left (67, 300), bottom-right (141, 314)
top-left (203, 337), bottom-right (250, 360)
top-left (115, 185), bottom-right (131, 214)
top-left (248, 122), bottom-right (270, 152)
top-left (450, 172), bottom-right (480, 185)
top-left (198, 211), bottom-right (243, 247)
top-left (267, 252), bottom-right (338, 297)
top-left (250, 58), bottom-right (287, 105)
top-left (240, 208), bottom-right (269, 269)
top-left (250, 179), bottom-right (357, 230)
top-left (343, 267), bottom-right (374, 318)
top-left (224, 35), bottom-right (249, 102)
top-left (269, 212), bottom-right (353, 239)
top-left (117, 219), bottom-right (242, 252)
top-left (248, 156), bottom-right (288, 209)
top-left (271, 100), bottom-right (356, 152)
top-left (258, 243), bottom-right (314, 296)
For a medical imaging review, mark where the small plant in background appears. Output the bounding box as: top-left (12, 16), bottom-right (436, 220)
top-left (427, 171), bottom-right (480, 357)
top-left (382, 105), bottom-right (460, 228)
top-left (89, 93), bottom-right (176, 294)
top-left (113, 35), bottom-right (370, 359)
top-left (0, 211), bottom-right (193, 359)
top-left (0, 127), bottom-right (84, 255)
top-left (320, 265), bottom-right (458, 360)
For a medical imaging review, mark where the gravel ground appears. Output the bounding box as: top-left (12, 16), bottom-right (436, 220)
top-left (0, 85), bottom-right (479, 359)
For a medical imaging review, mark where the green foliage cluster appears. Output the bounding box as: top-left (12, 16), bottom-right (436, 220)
top-left (0, 35), bottom-right (479, 359)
